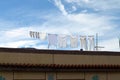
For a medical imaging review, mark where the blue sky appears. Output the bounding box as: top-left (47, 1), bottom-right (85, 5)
top-left (0, 0), bottom-right (120, 51)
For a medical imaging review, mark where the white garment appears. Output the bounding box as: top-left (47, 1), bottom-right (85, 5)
top-left (80, 36), bottom-right (87, 50)
top-left (29, 31), bottom-right (47, 40)
top-left (88, 36), bottom-right (95, 51)
top-left (58, 35), bottom-right (67, 48)
top-left (39, 32), bottom-right (47, 40)
top-left (70, 35), bottom-right (78, 48)
top-left (48, 34), bottom-right (58, 48)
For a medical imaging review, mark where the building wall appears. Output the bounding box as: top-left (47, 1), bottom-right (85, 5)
top-left (108, 72), bottom-right (120, 80)
top-left (85, 72), bottom-right (107, 80)
top-left (0, 51), bottom-right (120, 80)
top-left (0, 72), bottom-right (120, 80)
top-left (14, 72), bottom-right (46, 80)
top-left (56, 72), bottom-right (84, 80)
top-left (0, 52), bottom-right (120, 65)
top-left (54, 54), bottom-right (120, 65)
top-left (0, 52), bottom-right (53, 64)
top-left (0, 72), bottom-right (13, 80)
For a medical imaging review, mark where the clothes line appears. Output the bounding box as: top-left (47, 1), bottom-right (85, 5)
top-left (29, 31), bottom-right (96, 50)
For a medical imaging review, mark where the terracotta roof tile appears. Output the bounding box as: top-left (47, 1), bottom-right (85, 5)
top-left (0, 63), bottom-right (120, 69)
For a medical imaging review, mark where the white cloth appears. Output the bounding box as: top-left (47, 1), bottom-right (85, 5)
top-left (30, 31), bottom-right (47, 40)
top-left (58, 35), bottom-right (67, 48)
top-left (39, 32), bottom-right (47, 40)
top-left (80, 36), bottom-right (87, 50)
top-left (48, 34), bottom-right (58, 48)
top-left (88, 36), bottom-right (95, 51)
top-left (70, 35), bottom-right (78, 48)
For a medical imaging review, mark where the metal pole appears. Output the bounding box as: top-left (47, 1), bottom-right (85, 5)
top-left (96, 33), bottom-right (98, 51)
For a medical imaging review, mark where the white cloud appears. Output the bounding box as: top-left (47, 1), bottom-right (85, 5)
top-left (53, 0), bottom-right (120, 15)
top-left (72, 6), bottom-right (77, 12)
top-left (39, 12), bottom-right (115, 35)
top-left (50, 0), bottom-right (119, 35)
top-left (0, 27), bottom-right (30, 42)
top-left (65, 0), bottom-right (89, 3)
top-left (99, 38), bottom-right (120, 51)
top-left (0, 27), bottom-right (49, 49)
top-left (89, 0), bottom-right (120, 11)
top-left (53, 0), bottom-right (68, 15)
top-left (0, 40), bottom-right (35, 48)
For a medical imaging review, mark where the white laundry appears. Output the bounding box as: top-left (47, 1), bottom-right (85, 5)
top-left (39, 32), bottom-right (47, 40)
top-left (48, 34), bottom-right (58, 48)
top-left (80, 36), bottom-right (87, 50)
top-left (88, 36), bottom-right (95, 51)
top-left (70, 35), bottom-right (78, 48)
top-left (58, 35), bottom-right (67, 48)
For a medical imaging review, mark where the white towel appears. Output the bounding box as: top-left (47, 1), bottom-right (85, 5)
top-left (58, 35), bottom-right (67, 48)
top-left (48, 34), bottom-right (58, 48)
top-left (70, 35), bottom-right (78, 48)
top-left (80, 36), bottom-right (87, 50)
top-left (88, 36), bottom-right (95, 51)
top-left (39, 32), bottom-right (47, 40)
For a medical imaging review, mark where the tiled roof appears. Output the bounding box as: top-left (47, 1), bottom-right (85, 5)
top-left (0, 47), bottom-right (120, 71)
top-left (0, 63), bottom-right (120, 72)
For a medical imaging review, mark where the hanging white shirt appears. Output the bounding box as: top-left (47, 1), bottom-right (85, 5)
top-left (80, 36), bottom-right (87, 50)
top-left (70, 35), bottom-right (78, 48)
top-left (48, 34), bottom-right (58, 48)
top-left (88, 36), bottom-right (94, 51)
top-left (39, 32), bottom-right (47, 40)
top-left (58, 35), bottom-right (67, 48)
